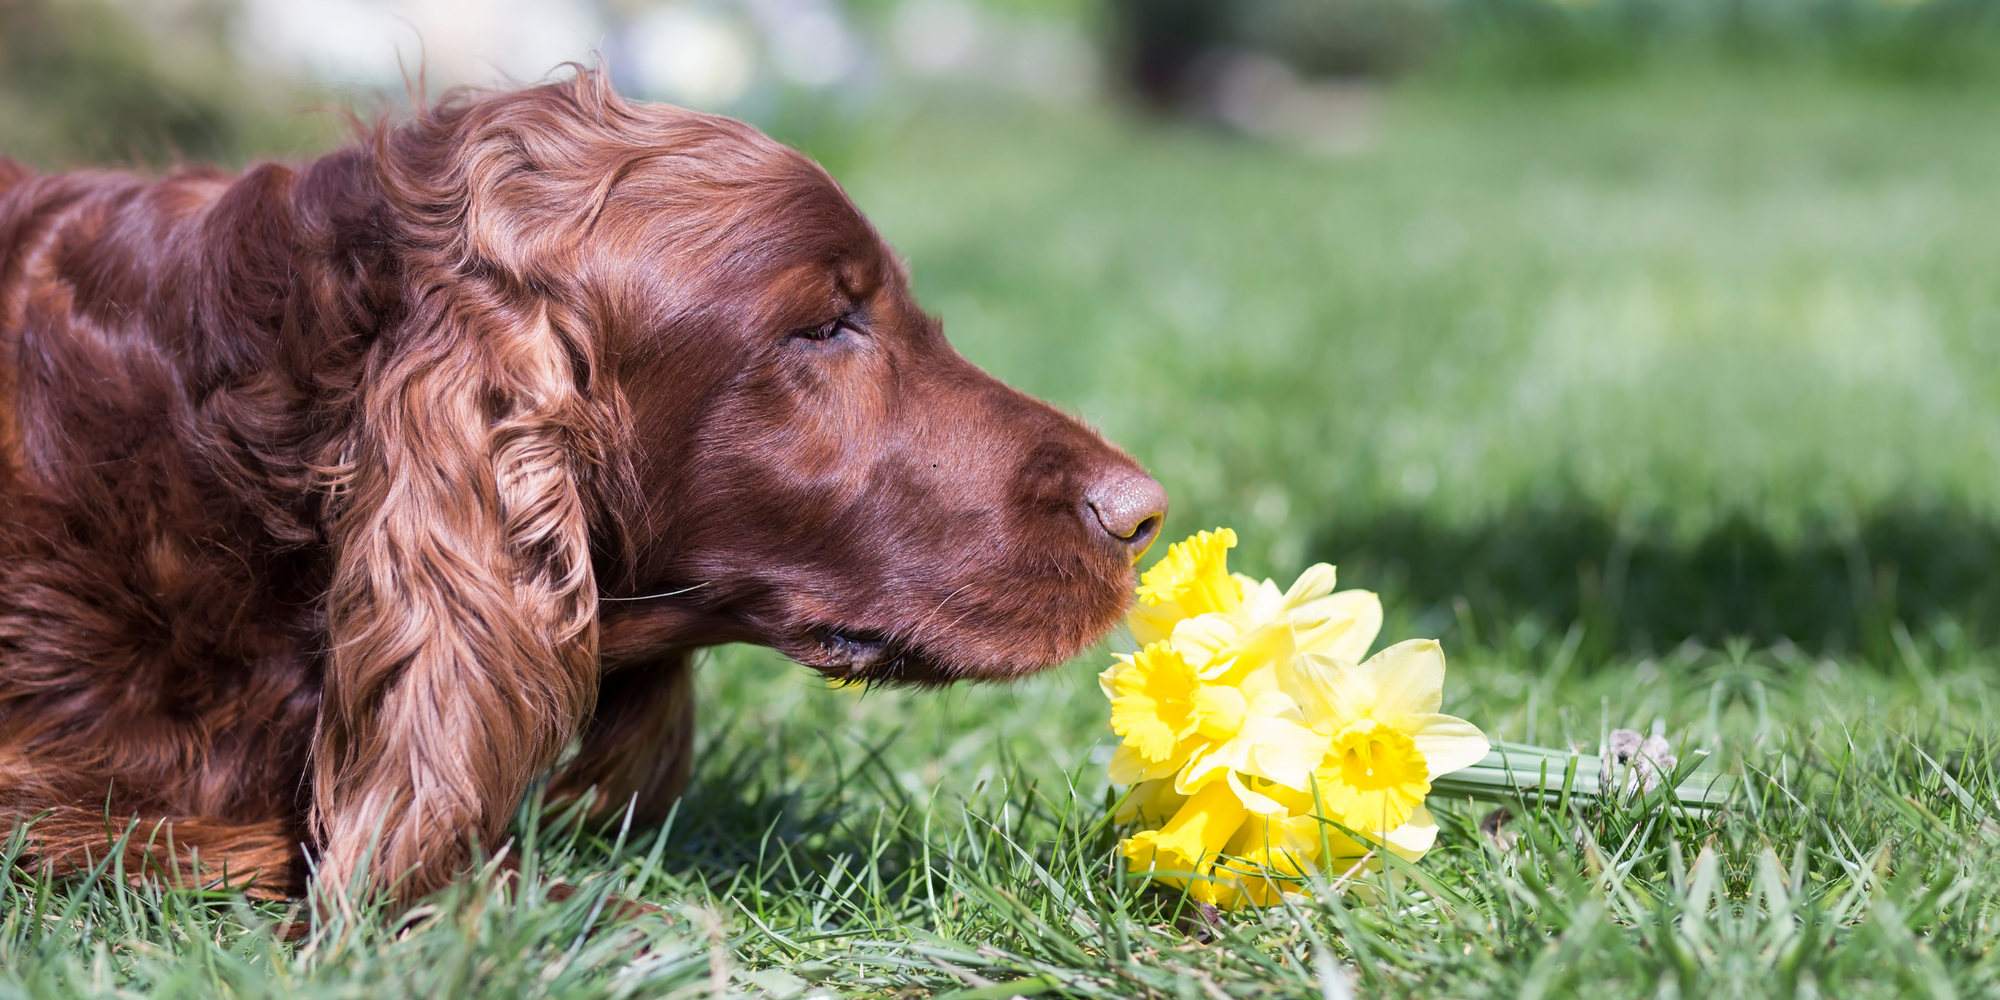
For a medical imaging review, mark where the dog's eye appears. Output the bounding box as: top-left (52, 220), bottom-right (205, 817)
top-left (791, 316), bottom-right (858, 344)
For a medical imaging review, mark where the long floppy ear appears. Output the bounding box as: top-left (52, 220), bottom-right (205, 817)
top-left (312, 278), bottom-right (604, 903)
top-left (309, 73), bottom-right (659, 904)
top-left (312, 286), bottom-right (600, 904)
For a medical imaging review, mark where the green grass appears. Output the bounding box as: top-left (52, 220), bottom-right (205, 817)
top-left (15, 636), bottom-right (2000, 998)
top-left (17, 70), bottom-right (2000, 998)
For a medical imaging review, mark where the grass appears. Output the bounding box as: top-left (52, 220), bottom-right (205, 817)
top-left (14, 69), bottom-right (2000, 998)
top-left (15, 635), bottom-right (2000, 998)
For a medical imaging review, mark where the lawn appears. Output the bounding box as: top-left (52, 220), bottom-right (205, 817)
top-left (12, 70), bottom-right (2000, 998)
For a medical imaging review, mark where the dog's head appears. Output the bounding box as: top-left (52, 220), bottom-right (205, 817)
top-left (347, 71), bottom-right (1165, 686)
top-left (310, 68), bottom-right (1163, 899)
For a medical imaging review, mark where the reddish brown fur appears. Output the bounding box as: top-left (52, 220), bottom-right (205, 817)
top-left (0, 71), bottom-right (1159, 904)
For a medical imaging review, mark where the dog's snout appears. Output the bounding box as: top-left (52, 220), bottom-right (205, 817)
top-left (1086, 472), bottom-right (1168, 558)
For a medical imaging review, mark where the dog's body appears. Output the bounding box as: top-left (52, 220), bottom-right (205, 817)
top-left (0, 73), bottom-right (1164, 901)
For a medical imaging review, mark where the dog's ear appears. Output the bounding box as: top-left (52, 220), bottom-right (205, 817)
top-left (314, 292), bottom-right (603, 902)
top-left (311, 88), bottom-right (620, 903)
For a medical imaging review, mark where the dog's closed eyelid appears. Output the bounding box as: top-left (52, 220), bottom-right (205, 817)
top-left (786, 313), bottom-right (865, 345)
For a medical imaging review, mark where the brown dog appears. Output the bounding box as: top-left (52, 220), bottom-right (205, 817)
top-left (0, 70), bottom-right (1165, 904)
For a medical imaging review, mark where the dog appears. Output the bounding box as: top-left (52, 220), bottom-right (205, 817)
top-left (0, 69), bottom-right (1166, 904)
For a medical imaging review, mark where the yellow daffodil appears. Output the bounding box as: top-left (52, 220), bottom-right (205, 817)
top-left (1107, 529), bottom-right (1489, 911)
top-left (1203, 810), bottom-right (1324, 907)
top-left (1171, 657), bottom-right (1328, 806)
top-left (1282, 639), bottom-right (1491, 833)
top-left (1106, 636), bottom-right (1328, 802)
top-left (1107, 642), bottom-right (1205, 774)
top-left (1233, 564), bottom-right (1383, 663)
top-left (1115, 776), bottom-right (1440, 908)
top-left (1121, 780), bottom-right (1249, 905)
top-left (1115, 777), bottom-right (1188, 827)
top-left (1171, 799), bottom-right (1441, 909)
top-left (1123, 527), bottom-right (1383, 673)
top-left (1135, 528), bottom-right (1242, 615)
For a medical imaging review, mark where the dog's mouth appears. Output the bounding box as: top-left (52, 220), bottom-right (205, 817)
top-left (797, 625), bottom-right (957, 685)
top-left (818, 626), bottom-right (891, 667)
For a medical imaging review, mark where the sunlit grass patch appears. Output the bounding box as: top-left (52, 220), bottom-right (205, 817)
top-left (675, 639), bottom-right (2000, 998)
top-left (10, 636), bottom-right (2000, 998)
top-left (0, 812), bottom-right (712, 999)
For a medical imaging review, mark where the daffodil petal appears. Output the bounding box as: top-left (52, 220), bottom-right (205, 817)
top-left (1128, 599), bottom-right (1184, 648)
top-left (1281, 563), bottom-right (1339, 608)
top-left (1361, 638), bottom-right (1447, 718)
top-left (1275, 655), bottom-right (1332, 730)
top-left (1240, 664), bottom-right (1288, 704)
top-left (1154, 779), bottom-right (1248, 859)
top-left (1238, 574), bottom-right (1287, 624)
top-left (1239, 715), bottom-right (1330, 789)
top-left (1213, 619), bottom-right (1296, 681)
top-left (1226, 770), bottom-right (1293, 815)
top-left (1115, 777), bottom-right (1188, 825)
top-left (1097, 653), bottom-right (1134, 702)
top-left (1407, 714), bottom-right (1492, 778)
top-left (1178, 693), bottom-right (1329, 794)
top-left (1378, 803), bottom-right (1438, 861)
top-left (1109, 741), bottom-right (1186, 784)
top-left (1243, 686), bottom-right (1301, 722)
top-left (1170, 613), bottom-right (1240, 670)
top-left (1283, 652), bottom-right (1371, 732)
top-left (1177, 735), bottom-right (1248, 793)
top-left (1227, 811), bottom-right (1325, 860)
top-left (1192, 683), bottom-right (1249, 740)
top-left (1293, 589), bottom-right (1383, 662)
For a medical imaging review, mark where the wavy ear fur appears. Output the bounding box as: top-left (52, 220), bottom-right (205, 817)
top-left (312, 80), bottom-right (629, 902)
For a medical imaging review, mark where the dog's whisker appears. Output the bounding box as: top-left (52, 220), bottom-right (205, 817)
top-left (599, 582), bottom-right (711, 602)
top-left (908, 583), bottom-right (975, 641)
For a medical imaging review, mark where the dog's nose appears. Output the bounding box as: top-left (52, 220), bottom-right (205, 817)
top-left (1086, 472), bottom-right (1168, 559)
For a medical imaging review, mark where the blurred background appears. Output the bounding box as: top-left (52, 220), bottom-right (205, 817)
top-left (7, 0), bottom-right (2000, 664)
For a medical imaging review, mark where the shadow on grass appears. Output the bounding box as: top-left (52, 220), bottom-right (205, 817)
top-left (652, 718), bottom-right (920, 871)
top-left (604, 705), bottom-right (1144, 969)
top-left (1314, 498), bottom-right (2000, 661)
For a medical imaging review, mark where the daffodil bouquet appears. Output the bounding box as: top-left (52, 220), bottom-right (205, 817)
top-left (1100, 528), bottom-right (1491, 909)
top-left (1103, 529), bottom-right (1736, 909)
